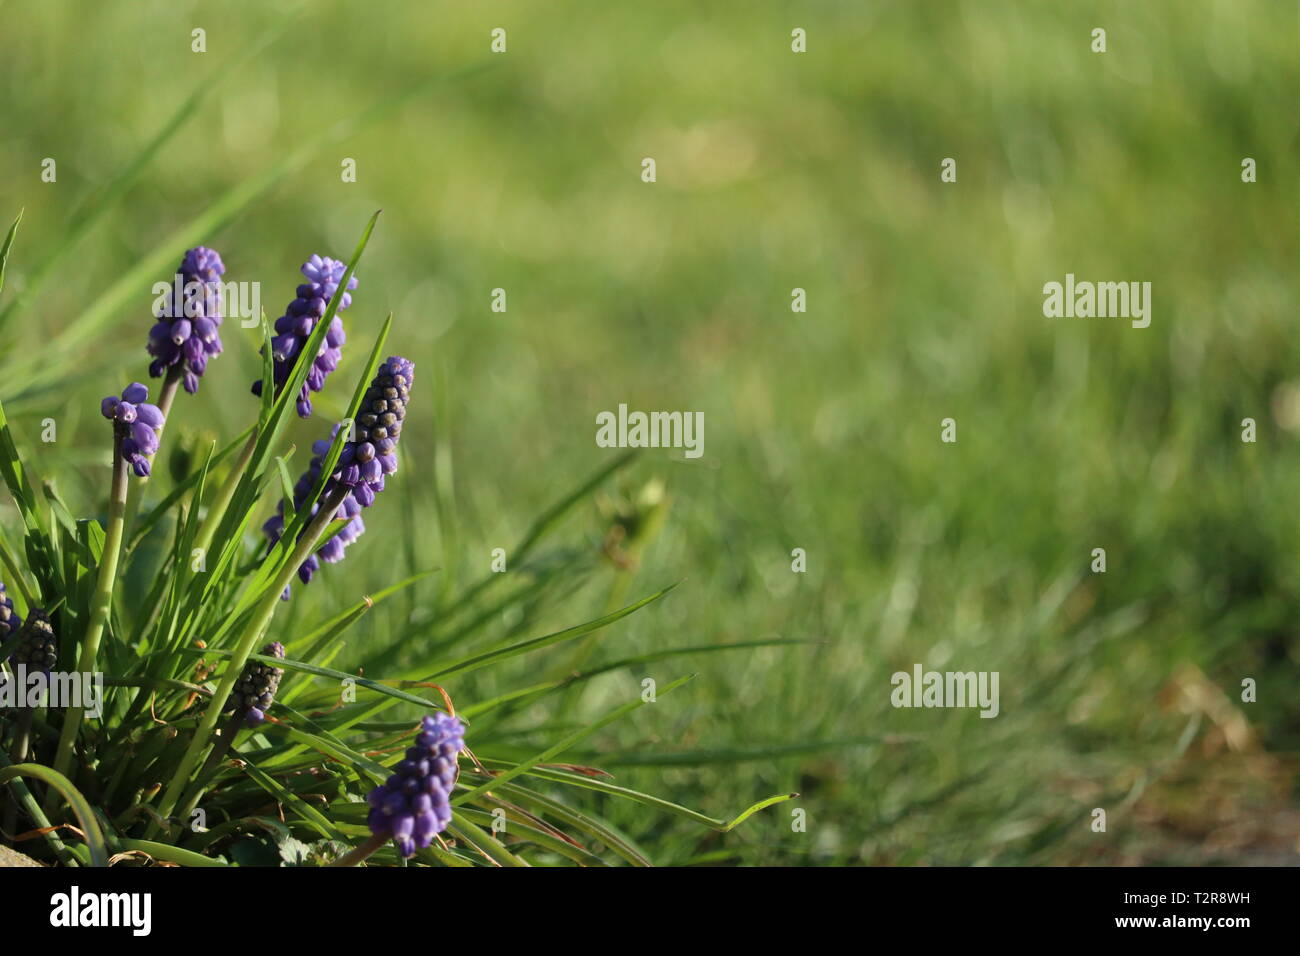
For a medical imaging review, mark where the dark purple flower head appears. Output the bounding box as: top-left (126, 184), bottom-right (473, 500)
top-left (0, 581), bottom-right (23, 641)
top-left (148, 247), bottom-right (225, 395)
top-left (330, 356), bottom-right (414, 506)
top-left (101, 383), bottom-right (166, 477)
top-left (251, 254), bottom-right (356, 418)
top-left (224, 641), bottom-right (285, 727)
top-left (262, 357), bottom-right (414, 597)
top-left (366, 713), bottom-right (464, 858)
top-left (12, 609), bottom-right (56, 676)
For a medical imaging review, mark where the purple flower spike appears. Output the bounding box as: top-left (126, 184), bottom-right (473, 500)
top-left (224, 642), bottom-right (285, 727)
top-left (366, 713), bottom-right (464, 858)
top-left (148, 247), bottom-right (225, 394)
top-left (262, 357), bottom-right (413, 597)
top-left (251, 255), bottom-right (356, 418)
top-left (102, 385), bottom-right (166, 477)
top-left (0, 581), bottom-right (22, 641)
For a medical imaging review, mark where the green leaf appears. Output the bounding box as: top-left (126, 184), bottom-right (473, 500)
top-left (493, 782), bottom-right (652, 867)
top-left (0, 762), bottom-right (108, 867)
top-left (453, 673), bottom-right (696, 806)
top-left (445, 816), bottom-right (529, 867)
top-left (0, 208), bottom-right (21, 297)
top-left (0, 11), bottom-right (301, 340)
top-left (480, 762), bottom-right (798, 833)
top-left (419, 582), bottom-right (679, 683)
top-left (128, 427), bottom-right (251, 552)
top-left (239, 761), bottom-right (347, 842)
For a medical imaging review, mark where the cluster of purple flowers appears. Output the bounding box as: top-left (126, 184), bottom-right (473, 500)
top-left (263, 357), bottom-right (414, 593)
top-left (252, 255), bottom-right (356, 418)
top-left (0, 581), bottom-right (21, 641)
top-left (147, 247), bottom-right (225, 394)
top-left (100, 383), bottom-right (166, 477)
top-left (366, 713), bottom-right (464, 858)
top-left (224, 642), bottom-right (285, 726)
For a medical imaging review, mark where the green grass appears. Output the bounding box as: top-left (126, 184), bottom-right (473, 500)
top-left (1, 1), bottom-right (1297, 865)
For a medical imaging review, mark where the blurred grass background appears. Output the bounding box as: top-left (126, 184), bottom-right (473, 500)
top-left (1, 0), bottom-right (1298, 864)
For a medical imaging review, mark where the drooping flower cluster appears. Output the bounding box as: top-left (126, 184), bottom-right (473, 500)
top-left (12, 609), bottom-right (56, 676)
top-left (224, 641), bottom-right (285, 726)
top-left (147, 247), bottom-right (226, 394)
top-left (100, 383), bottom-right (166, 477)
top-left (252, 255), bottom-right (356, 418)
top-left (366, 713), bottom-right (464, 858)
top-left (0, 581), bottom-right (21, 641)
top-left (263, 357), bottom-right (413, 594)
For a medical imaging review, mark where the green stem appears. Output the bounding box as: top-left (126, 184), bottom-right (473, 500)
top-left (328, 833), bottom-right (388, 867)
top-left (174, 713), bottom-right (242, 822)
top-left (0, 758), bottom-right (108, 866)
top-left (3, 710), bottom-right (33, 838)
top-left (192, 430), bottom-right (258, 558)
top-left (149, 484), bottom-right (350, 835)
top-left (0, 754), bottom-right (79, 866)
top-left (46, 437), bottom-right (131, 810)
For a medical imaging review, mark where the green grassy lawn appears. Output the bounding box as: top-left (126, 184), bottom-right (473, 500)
top-left (1, 1), bottom-right (1296, 864)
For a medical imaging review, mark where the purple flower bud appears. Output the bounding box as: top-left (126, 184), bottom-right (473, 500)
top-left (131, 421), bottom-right (160, 456)
top-left (252, 256), bottom-right (358, 419)
top-left (366, 714), bottom-right (464, 857)
top-left (147, 247), bottom-right (225, 393)
top-left (102, 385), bottom-right (166, 477)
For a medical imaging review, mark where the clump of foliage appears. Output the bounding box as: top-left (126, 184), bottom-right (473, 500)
top-left (0, 210), bottom-right (792, 866)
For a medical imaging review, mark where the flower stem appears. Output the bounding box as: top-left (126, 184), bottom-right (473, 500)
top-left (174, 713), bottom-right (242, 823)
top-left (192, 429), bottom-right (258, 558)
top-left (328, 833), bottom-right (388, 867)
top-left (149, 484), bottom-right (350, 835)
top-left (3, 710), bottom-right (33, 837)
top-left (46, 438), bottom-right (131, 810)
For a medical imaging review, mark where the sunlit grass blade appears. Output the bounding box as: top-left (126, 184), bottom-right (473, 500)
top-left (493, 782), bottom-right (653, 866)
top-left (0, 10), bottom-right (302, 339)
top-left (0, 761), bottom-right (108, 867)
top-left (445, 816), bottom-right (529, 867)
top-left (418, 582), bottom-right (679, 683)
top-left (478, 761), bottom-right (799, 833)
top-left (453, 673), bottom-right (695, 806)
top-left (0, 207), bottom-right (21, 297)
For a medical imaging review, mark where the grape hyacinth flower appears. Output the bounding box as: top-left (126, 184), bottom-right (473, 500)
top-left (366, 713), bottom-right (464, 858)
top-left (100, 383), bottom-right (166, 477)
top-left (147, 247), bottom-right (225, 394)
top-left (332, 356), bottom-right (413, 506)
top-left (0, 581), bottom-right (21, 642)
top-left (12, 609), bottom-right (56, 676)
top-left (251, 255), bottom-right (356, 418)
top-left (223, 642), bottom-right (285, 726)
top-left (262, 357), bottom-right (413, 595)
